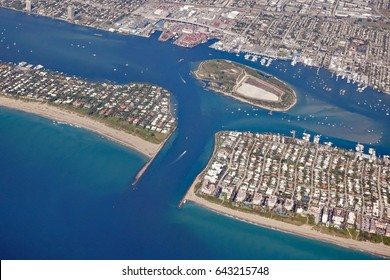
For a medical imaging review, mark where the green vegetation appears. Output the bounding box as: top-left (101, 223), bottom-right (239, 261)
top-left (356, 19), bottom-right (390, 30)
top-left (198, 59), bottom-right (244, 91)
top-left (58, 104), bottom-right (166, 144)
top-left (1, 60), bottom-right (177, 146)
top-left (0, 97), bottom-right (167, 145)
top-left (194, 182), bottom-right (202, 192)
top-left (308, 215), bottom-right (316, 225)
top-left (196, 192), bottom-right (311, 226)
top-left (383, 236), bottom-right (390, 246)
top-left (195, 59), bottom-right (296, 111)
top-left (200, 194), bottom-right (226, 205)
top-left (348, 228), bottom-right (359, 240)
top-left (313, 225), bottom-right (351, 239)
top-left (265, 212), bottom-right (308, 226)
top-left (358, 231), bottom-right (383, 243)
top-left (196, 190), bottom-right (390, 247)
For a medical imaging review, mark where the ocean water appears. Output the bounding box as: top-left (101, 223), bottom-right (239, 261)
top-left (0, 8), bottom-right (389, 259)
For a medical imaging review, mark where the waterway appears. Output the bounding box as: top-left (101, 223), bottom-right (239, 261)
top-left (0, 8), bottom-right (389, 259)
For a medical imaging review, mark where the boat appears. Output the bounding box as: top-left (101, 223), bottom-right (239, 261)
top-left (266, 58), bottom-right (273, 67)
top-left (94, 33), bottom-right (103, 37)
top-left (291, 58), bottom-right (297, 66)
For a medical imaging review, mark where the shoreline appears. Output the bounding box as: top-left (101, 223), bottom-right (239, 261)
top-left (182, 178), bottom-right (390, 258)
top-left (180, 131), bottom-right (390, 259)
top-left (0, 95), bottom-right (162, 158)
top-left (1, 6), bottom-right (389, 96)
top-left (131, 128), bottom-right (175, 186)
top-left (194, 60), bottom-right (297, 112)
top-left (1, 7), bottom-right (388, 258)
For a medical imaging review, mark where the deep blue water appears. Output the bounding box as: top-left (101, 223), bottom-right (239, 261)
top-left (0, 8), bottom-right (389, 259)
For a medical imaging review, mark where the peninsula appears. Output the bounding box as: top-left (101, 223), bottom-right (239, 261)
top-left (194, 59), bottom-right (296, 111)
top-left (0, 61), bottom-right (176, 158)
top-left (182, 131), bottom-right (390, 258)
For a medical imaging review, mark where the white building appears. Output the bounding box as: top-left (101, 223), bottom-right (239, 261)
top-left (347, 212), bottom-right (356, 225)
top-left (67, 6), bottom-right (75, 21)
top-left (26, 0), bottom-right (32, 12)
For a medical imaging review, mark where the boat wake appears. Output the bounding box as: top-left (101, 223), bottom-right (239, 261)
top-left (168, 150), bottom-right (187, 165)
top-left (179, 73), bottom-right (186, 83)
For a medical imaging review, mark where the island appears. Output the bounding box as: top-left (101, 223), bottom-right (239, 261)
top-left (194, 59), bottom-right (297, 111)
top-left (181, 131), bottom-right (390, 258)
top-left (0, 61), bottom-right (176, 159)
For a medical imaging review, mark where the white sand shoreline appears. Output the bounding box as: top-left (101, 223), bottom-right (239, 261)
top-left (182, 176), bottom-right (390, 259)
top-left (0, 95), bottom-right (161, 158)
top-left (194, 60), bottom-right (297, 112)
top-left (236, 80), bottom-right (279, 102)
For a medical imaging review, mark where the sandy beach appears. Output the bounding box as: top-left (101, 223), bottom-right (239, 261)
top-left (0, 96), bottom-right (161, 158)
top-left (236, 75), bottom-right (280, 102)
top-left (182, 176), bottom-right (390, 258)
top-left (194, 60), bottom-right (297, 112)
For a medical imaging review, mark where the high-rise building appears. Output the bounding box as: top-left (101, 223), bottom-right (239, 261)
top-left (67, 6), bottom-right (75, 21)
top-left (26, 0), bottom-right (32, 12)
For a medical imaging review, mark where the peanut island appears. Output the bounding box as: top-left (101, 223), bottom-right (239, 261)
top-left (194, 59), bottom-right (297, 112)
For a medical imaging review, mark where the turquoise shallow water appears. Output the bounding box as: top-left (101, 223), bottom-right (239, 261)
top-left (0, 8), bottom-right (388, 259)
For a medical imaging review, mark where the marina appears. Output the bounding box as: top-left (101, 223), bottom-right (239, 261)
top-left (0, 7), bottom-right (389, 260)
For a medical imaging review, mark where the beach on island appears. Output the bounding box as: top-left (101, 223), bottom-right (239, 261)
top-left (182, 176), bottom-right (390, 259)
top-left (194, 60), bottom-right (297, 112)
top-left (0, 95), bottom-right (161, 158)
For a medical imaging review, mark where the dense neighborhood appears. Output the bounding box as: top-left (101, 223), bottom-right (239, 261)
top-left (197, 131), bottom-right (390, 242)
top-left (0, 61), bottom-right (176, 142)
top-left (1, 0), bottom-right (389, 94)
